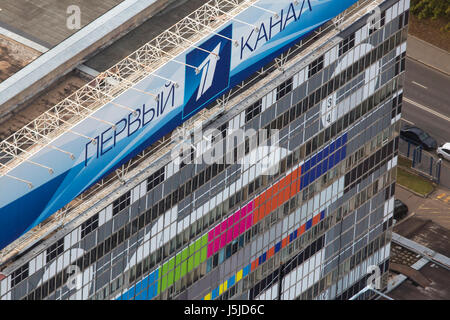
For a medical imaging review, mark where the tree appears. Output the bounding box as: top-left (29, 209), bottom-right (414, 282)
top-left (411, 0), bottom-right (450, 31)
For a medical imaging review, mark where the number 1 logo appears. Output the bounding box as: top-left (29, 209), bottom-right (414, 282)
top-left (196, 43), bottom-right (221, 101)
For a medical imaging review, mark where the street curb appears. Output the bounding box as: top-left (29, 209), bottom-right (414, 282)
top-left (397, 182), bottom-right (434, 199)
top-left (406, 54), bottom-right (450, 77)
top-left (406, 35), bottom-right (450, 77)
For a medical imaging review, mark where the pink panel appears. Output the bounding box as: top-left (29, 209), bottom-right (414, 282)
top-left (233, 224), bottom-right (239, 239)
top-left (213, 238), bottom-right (220, 253)
top-left (221, 221), bottom-right (227, 233)
top-left (227, 216), bottom-right (233, 227)
top-left (239, 219), bottom-right (246, 234)
top-left (214, 225), bottom-right (221, 237)
top-left (226, 228), bottom-right (233, 243)
top-left (241, 206), bottom-right (247, 217)
top-left (247, 201), bottom-right (254, 212)
top-left (245, 214), bottom-right (253, 230)
top-left (233, 211), bottom-right (240, 224)
top-left (207, 243), bottom-right (214, 257)
top-left (208, 230), bottom-right (215, 242)
top-left (220, 233), bottom-right (227, 249)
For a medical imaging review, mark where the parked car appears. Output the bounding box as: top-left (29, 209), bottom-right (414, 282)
top-left (394, 199), bottom-right (408, 220)
top-left (437, 142), bottom-right (450, 161)
top-left (399, 126), bottom-right (437, 151)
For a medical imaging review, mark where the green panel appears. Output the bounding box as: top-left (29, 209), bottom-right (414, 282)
top-left (157, 278), bottom-right (160, 295)
top-left (176, 253), bottom-right (182, 265)
top-left (167, 270), bottom-right (174, 287)
top-left (201, 246), bottom-right (207, 262)
top-left (189, 243), bottom-right (195, 256)
top-left (188, 256), bottom-right (194, 272)
top-left (168, 258), bottom-right (175, 271)
top-left (161, 275), bottom-right (167, 292)
top-left (182, 248), bottom-right (189, 261)
top-left (175, 265), bottom-right (181, 282)
top-left (201, 234), bottom-right (208, 247)
top-left (194, 251), bottom-right (200, 268)
top-left (181, 261), bottom-right (187, 277)
top-left (161, 262), bottom-right (168, 276)
top-left (195, 238), bottom-right (201, 251)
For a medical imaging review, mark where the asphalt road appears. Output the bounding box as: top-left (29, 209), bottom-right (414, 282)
top-left (401, 58), bottom-right (450, 146)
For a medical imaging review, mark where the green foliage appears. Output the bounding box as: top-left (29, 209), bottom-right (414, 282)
top-left (411, 0), bottom-right (450, 31)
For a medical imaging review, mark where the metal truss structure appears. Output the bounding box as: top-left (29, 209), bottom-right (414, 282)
top-left (0, 0), bottom-right (382, 265)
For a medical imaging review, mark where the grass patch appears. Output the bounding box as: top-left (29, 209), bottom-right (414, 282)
top-left (398, 156), bottom-right (412, 168)
top-left (397, 167), bottom-right (433, 196)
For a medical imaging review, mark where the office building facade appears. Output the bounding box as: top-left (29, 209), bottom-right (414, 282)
top-left (0, 0), bottom-right (409, 300)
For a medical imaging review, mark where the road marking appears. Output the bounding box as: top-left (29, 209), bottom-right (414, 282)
top-left (412, 81), bottom-right (428, 89)
top-left (404, 98), bottom-right (450, 122)
top-left (401, 118), bottom-right (415, 125)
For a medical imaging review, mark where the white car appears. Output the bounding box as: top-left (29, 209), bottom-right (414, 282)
top-left (437, 143), bottom-right (450, 161)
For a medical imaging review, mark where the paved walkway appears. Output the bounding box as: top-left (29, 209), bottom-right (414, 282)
top-left (406, 35), bottom-right (450, 76)
top-left (396, 185), bottom-right (450, 230)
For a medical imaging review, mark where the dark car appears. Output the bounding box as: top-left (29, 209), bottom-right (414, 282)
top-left (399, 126), bottom-right (437, 151)
top-left (394, 199), bottom-right (408, 220)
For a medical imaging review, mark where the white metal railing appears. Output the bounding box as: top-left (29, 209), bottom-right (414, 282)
top-left (0, 0), bottom-right (380, 266)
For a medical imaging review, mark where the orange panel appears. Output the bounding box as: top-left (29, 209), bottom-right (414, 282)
top-left (267, 247), bottom-right (275, 259)
top-left (281, 237), bottom-right (288, 248)
top-left (253, 208), bottom-right (259, 224)
top-left (292, 167), bottom-right (298, 180)
top-left (313, 214), bottom-right (320, 226)
top-left (300, 224), bottom-right (306, 235)
top-left (283, 185), bottom-right (290, 203)
top-left (267, 187), bottom-right (273, 200)
top-left (290, 180), bottom-right (297, 198)
top-left (271, 195), bottom-right (278, 213)
top-left (255, 196), bottom-right (260, 208)
top-left (273, 183), bottom-right (279, 194)
top-left (286, 173), bottom-right (292, 184)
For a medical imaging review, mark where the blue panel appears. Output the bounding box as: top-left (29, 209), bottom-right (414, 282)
top-left (317, 150), bottom-right (323, 162)
top-left (275, 242), bottom-right (282, 253)
top-left (228, 275), bottom-right (236, 287)
top-left (328, 154), bottom-right (334, 169)
top-left (322, 159), bottom-right (328, 173)
top-left (321, 210), bottom-right (325, 220)
top-left (330, 141), bottom-right (335, 153)
top-left (323, 145), bottom-right (329, 158)
top-left (306, 219), bottom-right (312, 230)
top-left (309, 169), bottom-right (315, 184)
top-left (303, 172), bottom-right (309, 188)
top-left (316, 163), bottom-right (322, 177)
top-left (342, 145), bottom-right (347, 157)
top-left (334, 150), bottom-right (341, 165)
top-left (311, 155), bottom-right (317, 167)
top-left (304, 160), bottom-right (310, 173)
top-left (336, 136), bottom-right (342, 149)
top-left (342, 133), bottom-right (348, 144)
top-left (243, 265), bottom-right (251, 277)
top-left (212, 287), bottom-right (220, 299)
top-left (262, 252), bottom-right (267, 263)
